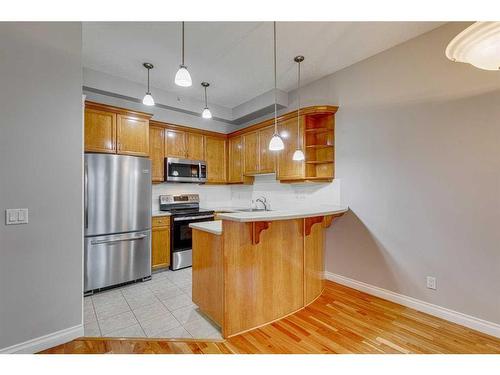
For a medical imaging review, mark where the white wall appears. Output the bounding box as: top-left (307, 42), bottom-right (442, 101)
top-left (0, 23), bottom-right (83, 352)
top-left (291, 22), bottom-right (500, 325)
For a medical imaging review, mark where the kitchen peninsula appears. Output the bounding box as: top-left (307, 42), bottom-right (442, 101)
top-left (190, 205), bottom-right (348, 338)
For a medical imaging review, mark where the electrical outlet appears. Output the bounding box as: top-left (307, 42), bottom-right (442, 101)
top-left (426, 276), bottom-right (437, 290)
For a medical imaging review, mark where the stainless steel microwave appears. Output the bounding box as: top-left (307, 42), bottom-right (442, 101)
top-left (164, 157), bottom-right (207, 183)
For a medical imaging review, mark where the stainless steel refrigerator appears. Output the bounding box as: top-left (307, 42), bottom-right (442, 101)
top-left (84, 153), bottom-right (152, 293)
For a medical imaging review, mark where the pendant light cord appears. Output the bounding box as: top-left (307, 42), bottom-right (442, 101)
top-left (181, 21), bottom-right (185, 66)
top-left (297, 60), bottom-right (301, 148)
top-left (273, 21), bottom-right (278, 134)
top-left (147, 67), bottom-right (150, 93)
top-left (204, 86), bottom-right (208, 108)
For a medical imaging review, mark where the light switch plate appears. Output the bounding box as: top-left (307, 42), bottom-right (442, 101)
top-left (5, 208), bottom-right (28, 225)
top-left (18, 208), bottom-right (28, 224)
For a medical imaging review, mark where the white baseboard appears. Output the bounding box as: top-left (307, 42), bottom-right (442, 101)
top-left (0, 324), bottom-right (83, 354)
top-left (325, 272), bottom-right (500, 339)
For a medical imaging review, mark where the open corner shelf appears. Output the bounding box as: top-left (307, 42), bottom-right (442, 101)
top-left (303, 112), bottom-right (335, 181)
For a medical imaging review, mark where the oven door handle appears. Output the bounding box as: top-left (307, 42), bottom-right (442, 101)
top-left (173, 215), bottom-right (214, 222)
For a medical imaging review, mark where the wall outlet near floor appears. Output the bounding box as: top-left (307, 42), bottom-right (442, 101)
top-left (426, 276), bottom-right (437, 290)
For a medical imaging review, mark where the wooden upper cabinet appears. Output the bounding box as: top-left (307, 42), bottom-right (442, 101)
top-left (258, 126), bottom-right (276, 173)
top-left (186, 132), bottom-right (205, 160)
top-left (165, 129), bottom-right (186, 158)
top-left (228, 136), bottom-right (244, 183)
top-left (243, 131), bottom-right (259, 175)
top-left (84, 108), bottom-right (117, 153)
top-left (276, 117), bottom-right (305, 180)
top-left (84, 102), bottom-right (152, 157)
top-left (149, 126), bottom-right (164, 182)
top-left (117, 114), bottom-right (150, 157)
top-left (205, 136), bottom-right (227, 184)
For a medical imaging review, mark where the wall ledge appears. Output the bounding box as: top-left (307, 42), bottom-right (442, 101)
top-left (325, 271), bottom-right (500, 339)
top-left (0, 324), bottom-right (83, 354)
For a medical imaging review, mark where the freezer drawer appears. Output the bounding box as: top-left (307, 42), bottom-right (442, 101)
top-left (84, 230), bottom-right (151, 292)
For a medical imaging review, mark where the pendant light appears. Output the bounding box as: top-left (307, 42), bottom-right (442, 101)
top-left (201, 82), bottom-right (212, 119)
top-left (292, 56), bottom-right (305, 161)
top-left (446, 22), bottom-right (500, 71)
top-left (175, 22), bottom-right (193, 87)
top-left (268, 22), bottom-right (285, 151)
top-left (142, 63), bottom-right (155, 106)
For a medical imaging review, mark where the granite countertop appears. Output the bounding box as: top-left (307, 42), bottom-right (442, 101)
top-left (152, 211), bottom-right (172, 217)
top-left (217, 205), bottom-right (349, 223)
top-left (189, 220), bottom-right (223, 235)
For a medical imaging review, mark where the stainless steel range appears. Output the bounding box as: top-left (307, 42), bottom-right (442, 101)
top-left (159, 194), bottom-right (214, 270)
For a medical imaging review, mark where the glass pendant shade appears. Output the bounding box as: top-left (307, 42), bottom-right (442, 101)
top-left (142, 93), bottom-right (155, 106)
top-left (446, 22), bottom-right (500, 71)
top-left (202, 107), bottom-right (212, 119)
top-left (269, 133), bottom-right (285, 151)
top-left (175, 65), bottom-right (192, 87)
top-left (292, 149), bottom-right (305, 161)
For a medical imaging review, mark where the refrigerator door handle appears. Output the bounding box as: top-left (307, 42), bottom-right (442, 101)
top-left (84, 161), bottom-right (88, 229)
top-left (90, 234), bottom-right (147, 245)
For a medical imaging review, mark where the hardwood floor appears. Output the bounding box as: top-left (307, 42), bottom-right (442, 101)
top-left (40, 281), bottom-right (500, 354)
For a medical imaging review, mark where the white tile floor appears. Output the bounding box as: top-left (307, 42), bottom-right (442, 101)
top-left (84, 268), bottom-right (222, 339)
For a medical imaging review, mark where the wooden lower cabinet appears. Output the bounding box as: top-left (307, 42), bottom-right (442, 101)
top-left (152, 216), bottom-right (170, 270)
top-left (205, 136), bottom-right (227, 183)
top-left (192, 229), bottom-right (223, 325)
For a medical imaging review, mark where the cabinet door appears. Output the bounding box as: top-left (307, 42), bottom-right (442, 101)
top-left (243, 132), bottom-right (259, 175)
top-left (84, 108), bottom-right (117, 153)
top-left (149, 126), bottom-right (164, 182)
top-left (116, 114), bottom-right (150, 157)
top-left (152, 225), bottom-right (170, 270)
top-left (186, 132), bottom-right (205, 160)
top-left (228, 136), bottom-right (243, 183)
top-left (258, 126), bottom-right (276, 173)
top-left (205, 136), bottom-right (227, 183)
top-left (276, 117), bottom-right (305, 180)
top-left (165, 129), bottom-right (186, 158)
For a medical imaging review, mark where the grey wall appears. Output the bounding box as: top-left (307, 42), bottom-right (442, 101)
top-left (291, 22), bottom-right (500, 324)
top-left (0, 23), bottom-right (83, 350)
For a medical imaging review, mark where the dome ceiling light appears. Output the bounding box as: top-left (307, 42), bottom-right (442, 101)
top-left (446, 22), bottom-right (500, 71)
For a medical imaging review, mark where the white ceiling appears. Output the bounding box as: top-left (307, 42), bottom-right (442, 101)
top-left (83, 22), bottom-right (444, 109)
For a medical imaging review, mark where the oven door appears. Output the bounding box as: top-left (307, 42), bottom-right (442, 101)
top-left (171, 214), bottom-right (214, 270)
top-left (165, 157), bottom-right (206, 183)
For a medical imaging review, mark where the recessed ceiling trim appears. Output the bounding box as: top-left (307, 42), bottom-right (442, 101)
top-left (82, 86), bottom-right (235, 124)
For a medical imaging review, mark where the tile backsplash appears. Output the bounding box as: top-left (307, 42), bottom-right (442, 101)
top-left (152, 174), bottom-right (341, 211)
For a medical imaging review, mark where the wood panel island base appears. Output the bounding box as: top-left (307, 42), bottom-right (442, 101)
top-left (189, 206), bottom-right (348, 338)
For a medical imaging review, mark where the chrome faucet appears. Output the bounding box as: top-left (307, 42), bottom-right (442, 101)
top-left (255, 196), bottom-right (270, 211)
